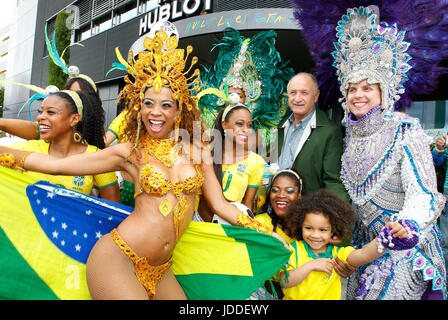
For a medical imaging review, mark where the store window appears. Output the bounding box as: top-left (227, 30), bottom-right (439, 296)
top-left (92, 14), bottom-right (112, 35)
top-left (78, 25), bottom-right (92, 41)
top-left (114, 1), bottom-right (138, 25)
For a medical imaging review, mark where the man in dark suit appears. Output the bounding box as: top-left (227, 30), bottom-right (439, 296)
top-left (276, 72), bottom-right (349, 202)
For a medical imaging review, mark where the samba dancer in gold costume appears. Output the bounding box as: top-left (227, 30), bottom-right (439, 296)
top-left (0, 31), bottom-right (288, 299)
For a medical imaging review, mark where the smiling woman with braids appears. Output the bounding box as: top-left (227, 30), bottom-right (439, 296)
top-left (0, 76), bottom-right (121, 202)
top-left (1, 90), bottom-right (119, 201)
top-left (0, 31), bottom-right (289, 299)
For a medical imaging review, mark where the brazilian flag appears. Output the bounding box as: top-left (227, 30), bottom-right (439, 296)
top-left (0, 166), bottom-right (290, 300)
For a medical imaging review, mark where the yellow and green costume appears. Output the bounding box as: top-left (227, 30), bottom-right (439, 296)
top-left (282, 240), bottom-right (355, 300)
top-left (10, 139), bottom-right (118, 195)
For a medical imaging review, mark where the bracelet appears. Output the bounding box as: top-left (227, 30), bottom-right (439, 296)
top-left (0, 153), bottom-right (16, 168)
top-left (236, 212), bottom-right (272, 235)
top-left (376, 219), bottom-right (419, 253)
top-left (0, 151), bottom-right (32, 171)
top-left (17, 151), bottom-right (31, 171)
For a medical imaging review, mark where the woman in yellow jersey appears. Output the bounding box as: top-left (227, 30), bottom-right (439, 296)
top-left (0, 75), bottom-right (100, 141)
top-left (196, 102), bottom-right (266, 222)
top-left (251, 169), bottom-right (302, 299)
top-left (0, 31), bottom-right (288, 299)
top-left (253, 170), bottom-right (358, 299)
top-left (255, 169), bottom-right (303, 244)
top-left (105, 104), bottom-right (127, 146)
top-left (7, 90), bottom-right (119, 201)
top-left (278, 189), bottom-right (409, 300)
top-left (0, 77), bottom-right (120, 202)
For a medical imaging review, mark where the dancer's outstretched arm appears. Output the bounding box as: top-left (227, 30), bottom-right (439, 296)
top-left (0, 143), bottom-right (130, 176)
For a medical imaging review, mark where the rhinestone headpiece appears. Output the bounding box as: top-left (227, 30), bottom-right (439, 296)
top-left (219, 38), bottom-right (262, 104)
top-left (331, 6), bottom-right (412, 122)
top-left (120, 30), bottom-right (201, 113)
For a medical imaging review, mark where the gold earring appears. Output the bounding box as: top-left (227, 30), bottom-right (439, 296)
top-left (73, 131), bottom-right (82, 143)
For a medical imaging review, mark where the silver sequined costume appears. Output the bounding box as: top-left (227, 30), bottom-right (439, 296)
top-left (342, 106), bottom-right (446, 300)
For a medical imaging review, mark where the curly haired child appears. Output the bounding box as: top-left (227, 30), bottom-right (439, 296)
top-left (278, 189), bottom-right (409, 300)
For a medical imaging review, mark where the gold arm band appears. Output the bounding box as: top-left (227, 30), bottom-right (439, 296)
top-left (0, 153), bottom-right (16, 168)
top-left (17, 151), bottom-right (32, 171)
top-left (236, 212), bottom-right (272, 235)
top-left (0, 150), bottom-right (32, 171)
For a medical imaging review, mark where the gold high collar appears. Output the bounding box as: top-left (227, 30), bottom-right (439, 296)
top-left (141, 136), bottom-right (180, 168)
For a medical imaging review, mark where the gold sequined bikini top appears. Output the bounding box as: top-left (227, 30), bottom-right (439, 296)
top-left (135, 163), bottom-right (204, 241)
top-left (134, 136), bottom-right (204, 241)
top-left (136, 163), bottom-right (204, 199)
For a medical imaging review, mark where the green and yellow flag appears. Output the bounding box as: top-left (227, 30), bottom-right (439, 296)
top-left (0, 166), bottom-right (290, 300)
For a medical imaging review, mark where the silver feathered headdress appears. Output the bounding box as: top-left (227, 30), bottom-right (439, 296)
top-left (331, 6), bottom-right (412, 122)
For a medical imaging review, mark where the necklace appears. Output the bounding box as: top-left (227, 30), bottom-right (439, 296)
top-left (141, 135), bottom-right (180, 168)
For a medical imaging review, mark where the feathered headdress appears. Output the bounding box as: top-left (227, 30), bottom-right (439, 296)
top-left (44, 24), bottom-right (98, 93)
top-left (118, 30), bottom-right (200, 112)
top-left (196, 28), bottom-right (294, 146)
top-left (113, 30), bottom-right (203, 147)
top-left (0, 80), bottom-right (56, 121)
top-left (0, 25), bottom-right (61, 120)
top-left (0, 24), bottom-right (96, 121)
top-left (331, 6), bottom-right (413, 122)
top-left (291, 0), bottom-right (448, 114)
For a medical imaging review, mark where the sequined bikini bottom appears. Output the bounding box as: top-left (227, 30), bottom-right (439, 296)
top-left (110, 228), bottom-right (173, 299)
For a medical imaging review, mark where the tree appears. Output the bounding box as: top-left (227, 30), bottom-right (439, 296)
top-left (47, 10), bottom-right (72, 89)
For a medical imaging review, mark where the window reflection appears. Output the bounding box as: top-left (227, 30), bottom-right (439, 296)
top-left (114, 2), bottom-right (137, 24)
top-left (74, 0), bottom-right (139, 40)
top-left (92, 16), bottom-right (112, 35)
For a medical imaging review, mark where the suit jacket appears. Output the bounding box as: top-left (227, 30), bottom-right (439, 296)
top-left (277, 108), bottom-right (350, 203)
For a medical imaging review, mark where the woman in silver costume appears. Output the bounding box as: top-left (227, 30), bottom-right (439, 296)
top-left (332, 7), bottom-right (446, 299)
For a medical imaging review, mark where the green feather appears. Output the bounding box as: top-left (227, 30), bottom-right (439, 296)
top-left (197, 28), bottom-right (294, 147)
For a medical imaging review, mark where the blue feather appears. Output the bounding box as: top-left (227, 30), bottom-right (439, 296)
top-left (105, 62), bottom-right (127, 77)
top-left (17, 93), bottom-right (46, 121)
top-left (45, 24), bottom-right (69, 74)
top-left (51, 28), bottom-right (69, 74)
